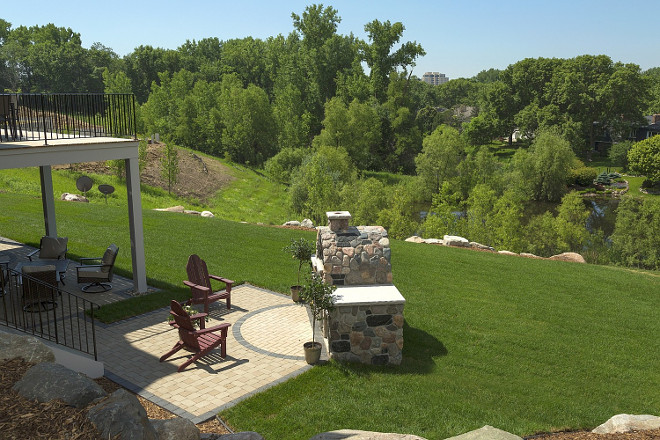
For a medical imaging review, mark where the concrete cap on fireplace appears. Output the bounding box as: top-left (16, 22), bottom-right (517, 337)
top-left (326, 211), bottom-right (352, 231)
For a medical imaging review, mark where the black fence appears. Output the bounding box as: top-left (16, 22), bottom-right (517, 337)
top-left (0, 262), bottom-right (98, 360)
top-left (0, 93), bottom-right (136, 143)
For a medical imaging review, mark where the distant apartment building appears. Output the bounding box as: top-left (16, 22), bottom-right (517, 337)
top-left (421, 72), bottom-right (449, 85)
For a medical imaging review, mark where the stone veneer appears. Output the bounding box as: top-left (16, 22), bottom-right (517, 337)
top-left (316, 211), bottom-right (392, 286)
top-left (328, 285), bottom-right (405, 365)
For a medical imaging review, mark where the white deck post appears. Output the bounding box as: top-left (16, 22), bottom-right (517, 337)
top-left (125, 157), bottom-right (147, 293)
top-left (39, 165), bottom-right (57, 237)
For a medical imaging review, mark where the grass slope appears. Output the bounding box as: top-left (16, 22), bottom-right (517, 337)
top-left (0, 192), bottom-right (658, 439)
top-left (221, 243), bottom-right (659, 439)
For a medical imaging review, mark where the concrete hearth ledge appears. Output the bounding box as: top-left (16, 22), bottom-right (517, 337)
top-left (332, 285), bottom-right (405, 306)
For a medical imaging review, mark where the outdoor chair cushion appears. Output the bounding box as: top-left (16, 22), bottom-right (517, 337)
top-left (100, 246), bottom-right (116, 273)
top-left (32, 236), bottom-right (68, 260)
top-left (77, 266), bottom-right (111, 282)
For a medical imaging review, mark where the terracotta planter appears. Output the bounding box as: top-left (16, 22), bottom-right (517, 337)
top-left (290, 285), bottom-right (302, 302)
top-left (303, 341), bottom-right (322, 364)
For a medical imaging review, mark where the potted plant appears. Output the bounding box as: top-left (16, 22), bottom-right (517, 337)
top-left (283, 237), bottom-right (315, 302)
top-left (299, 272), bottom-right (336, 364)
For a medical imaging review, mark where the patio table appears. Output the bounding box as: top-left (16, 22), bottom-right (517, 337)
top-left (14, 259), bottom-right (71, 285)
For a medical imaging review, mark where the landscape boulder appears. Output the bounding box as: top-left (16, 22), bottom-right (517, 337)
top-left (151, 417), bottom-right (200, 440)
top-left (443, 235), bottom-right (469, 247)
top-left (0, 331), bottom-right (55, 363)
top-left (60, 192), bottom-right (89, 203)
top-left (497, 250), bottom-right (518, 256)
top-left (592, 414), bottom-right (660, 434)
top-left (520, 253), bottom-right (542, 259)
top-left (87, 389), bottom-right (158, 440)
top-left (201, 210), bottom-right (215, 218)
top-left (301, 218), bottom-right (314, 228)
top-left (309, 430), bottom-right (427, 440)
top-left (549, 252), bottom-right (586, 263)
top-left (444, 425), bottom-right (522, 440)
top-left (470, 242), bottom-right (494, 251)
top-left (184, 210), bottom-right (202, 215)
top-left (13, 362), bottom-right (106, 408)
top-left (425, 238), bottom-right (443, 245)
top-left (405, 236), bottom-right (425, 243)
top-left (154, 205), bottom-right (185, 213)
top-left (283, 220), bottom-right (301, 227)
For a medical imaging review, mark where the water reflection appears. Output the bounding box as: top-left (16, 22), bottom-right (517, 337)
top-left (584, 198), bottom-right (619, 236)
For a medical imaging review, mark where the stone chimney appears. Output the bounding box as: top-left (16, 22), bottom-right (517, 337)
top-left (315, 211), bottom-right (392, 286)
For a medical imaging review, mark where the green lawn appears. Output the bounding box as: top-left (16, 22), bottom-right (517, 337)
top-left (0, 191), bottom-right (658, 439)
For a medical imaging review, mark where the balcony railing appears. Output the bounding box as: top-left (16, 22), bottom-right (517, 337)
top-left (0, 93), bottom-right (137, 144)
top-left (0, 262), bottom-right (99, 360)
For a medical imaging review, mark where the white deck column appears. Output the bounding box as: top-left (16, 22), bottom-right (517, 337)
top-left (125, 157), bottom-right (147, 293)
top-left (39, 165), bottom-right (57, 237)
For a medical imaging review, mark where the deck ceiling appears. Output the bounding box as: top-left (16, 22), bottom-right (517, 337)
top-left (0, 137), bottom-right (139, 170)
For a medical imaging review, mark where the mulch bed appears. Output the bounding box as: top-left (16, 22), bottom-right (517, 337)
top-left (1, 358), bottom-right (658, 439)
top-left (0, 358), bottom-right (230, 439)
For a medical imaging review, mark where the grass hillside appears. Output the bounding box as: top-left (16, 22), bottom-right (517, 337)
top-left (0, 190), bottom-right (658, 439)
top-left (0, 143), bottom-right (293, 225)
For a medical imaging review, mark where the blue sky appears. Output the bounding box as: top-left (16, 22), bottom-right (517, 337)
top-left (3, 0), bottom-right (658, 79)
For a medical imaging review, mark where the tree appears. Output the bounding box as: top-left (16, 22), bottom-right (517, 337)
top-left (1, 23), bottom-right (93, 92)
top-left (219, 75), bottom-right (277, 165)
top-left (339, 178), bottom-right (387, 226)
top-left (422, 182), bottom-right (467, 239)
top-left (313, 97), bottom-right (381, 166)
top-left (377, 179), bottom-right (423, 239)
top-left (290, 146), bottom-right (356, 224)
top-left (103, 68), bottom-right (132, 94)
top-left (548, 56), bottom-right (647, 154)
top-left (627, 136), bottom-right (660, 183)
top-left (608, 141), bottom-right (633, 170)
top-left (510, 129), bottom-right (576, 202)
top-left (123, 45), bottom-right (181, 103)
top-left (611, 197), bottom-right (660, 270)
top-left (360, 19), bottom-right (425, 102)
top-left (554, 191), bottom-right (589, 252)
top-left (415, 125), bottom-right (465, 197)
top-left (465, 183), bottom-right (497, 245)
top-left (264, 147), bottom-right (308, 184)
top-left (160, 143), bottom-right (179, 194)
top-left (491, 189), bottom-right (527, 253)
top-left (473, 68), bottom-right (501, 83)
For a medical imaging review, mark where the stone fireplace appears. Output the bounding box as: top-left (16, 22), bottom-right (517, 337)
top-left (315, 211), bottom-right (392, 286)
top-left (313, 211), bottom-right (405, 366)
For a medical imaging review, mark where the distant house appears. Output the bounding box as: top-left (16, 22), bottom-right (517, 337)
top-left (631, 114), bottom-right (660, 142)
top-left (593, 114), bottom-right (660, 153)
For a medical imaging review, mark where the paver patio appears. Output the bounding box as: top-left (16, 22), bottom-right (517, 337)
top-left (1, 236), bottom-right (324, 423)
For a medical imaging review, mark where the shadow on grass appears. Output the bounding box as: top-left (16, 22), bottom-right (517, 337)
top-left (329, 321), bottom-right (447, 378)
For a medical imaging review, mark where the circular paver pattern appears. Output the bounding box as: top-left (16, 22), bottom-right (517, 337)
top-left (233, 304), bottom-right (310, 360)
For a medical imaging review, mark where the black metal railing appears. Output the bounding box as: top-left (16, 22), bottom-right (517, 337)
top-left (0, 263), bottom-right (98, 360)
top-left (0, 93), bottom-right (137, 144)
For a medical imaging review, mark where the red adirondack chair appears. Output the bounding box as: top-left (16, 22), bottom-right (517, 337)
top-left (160, 300), bottom-right (231, 372)
top-left (184, 254), bottom-right (233, 313)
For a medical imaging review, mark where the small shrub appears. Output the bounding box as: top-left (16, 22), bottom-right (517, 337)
top-left (570, 166), bottom-right (598, 187)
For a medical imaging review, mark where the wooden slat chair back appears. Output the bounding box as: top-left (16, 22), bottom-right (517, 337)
top-left (160, 300), bottom-right (231, 372)
top-left (184, 254), bottom-right (233, 313)
top-left (22, 265), bottom-right (58, 312)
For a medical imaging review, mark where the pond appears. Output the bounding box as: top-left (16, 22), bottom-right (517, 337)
top-left (419, 197), bottom-right (621, 238)
top-left (584, 197), bottom-right (619, 237)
